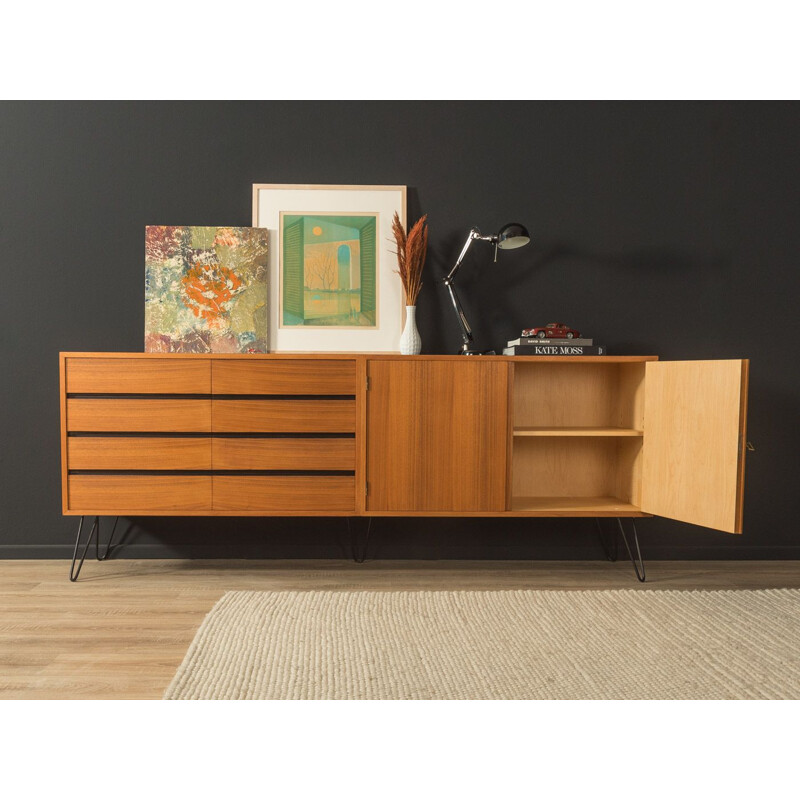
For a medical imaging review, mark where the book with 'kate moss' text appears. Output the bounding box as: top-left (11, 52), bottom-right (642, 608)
top-left (503, 344), bottom-right (607, 356)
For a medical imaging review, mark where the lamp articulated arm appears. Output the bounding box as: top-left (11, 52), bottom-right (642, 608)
top-left (443, 228), bottom-right (495, 355)
top-left (442, 221), bottom-right (531, 355)
top-left (443, 277), bottom-right (475, 353)
top-left (445, 228), bottom-right (496, 283)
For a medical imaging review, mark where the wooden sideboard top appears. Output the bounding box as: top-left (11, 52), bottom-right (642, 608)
top-left (60, 352), bottom-right (659, 363)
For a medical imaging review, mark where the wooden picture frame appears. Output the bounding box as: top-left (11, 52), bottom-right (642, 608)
top-left (252, 184), bottom-right (406, 352)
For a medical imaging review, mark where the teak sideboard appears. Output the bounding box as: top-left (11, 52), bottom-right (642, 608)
top-left (59, 353), bottom-right (749, 538)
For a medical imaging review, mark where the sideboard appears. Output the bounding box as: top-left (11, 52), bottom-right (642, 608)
top-left (59, 353), bottom-right (749, 579)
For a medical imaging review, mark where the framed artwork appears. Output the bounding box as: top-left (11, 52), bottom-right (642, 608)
top-left (145, 226), bottom-right (269, 353)
top-left (252, 184), bottom-right (406, 352)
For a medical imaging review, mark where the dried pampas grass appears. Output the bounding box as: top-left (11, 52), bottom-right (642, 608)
top-left (392, 212), bottom-right (428, 306)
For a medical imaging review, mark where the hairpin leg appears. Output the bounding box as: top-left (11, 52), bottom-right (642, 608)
top-left (347, 517), bottom-right (374, 564)
top-left (595, 518), bottom-right (618, 562)
top-left (69, 515), bottom-right (120, 581)
top-left (617, 518), bottom-right (646, 582)
top-left (97, 516), bottom-right (119, 561)
top-left (70, 516), bottom-right (98, 582)
top-left (596, 517), bottom-right (646, 582)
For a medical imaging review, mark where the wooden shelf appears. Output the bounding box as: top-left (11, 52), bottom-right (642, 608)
top-left (511, 496), bottom-right (643, 515)
top-left (513, 426), bottom-right (643, 437)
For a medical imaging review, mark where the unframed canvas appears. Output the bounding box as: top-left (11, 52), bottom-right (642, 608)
top-left (144, 226), bottom-right (269, 353)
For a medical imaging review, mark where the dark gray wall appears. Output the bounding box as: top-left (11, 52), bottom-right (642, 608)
top-left (1, 101), bottom-right (798, 559)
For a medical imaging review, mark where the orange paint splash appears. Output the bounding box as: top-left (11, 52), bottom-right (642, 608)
top-left (180, 262), bottom-right (244, 329)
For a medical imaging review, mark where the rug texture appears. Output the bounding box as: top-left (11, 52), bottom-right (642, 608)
top-left (164, 589), bottom-right (800, 700)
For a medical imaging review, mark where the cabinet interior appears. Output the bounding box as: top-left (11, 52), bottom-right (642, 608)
top-left (511, 362), bottom-right (646, 513)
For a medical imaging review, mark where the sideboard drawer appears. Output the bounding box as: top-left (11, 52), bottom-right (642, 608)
top-left (211, 399), bottom-right (355, 433)
top-left (212, 360), bottom-right (356, 395)
top-left (212, 475), bottom-right (355, 513)
top-left (68, 437), bottom-right (212, 470)
top-left (67, 398), bottom-right (212, 432)
top-left (212, 437), bottom-right (355, 471)
top-left (66, 357), bottom-right (210, 394)
top-left (68, 475), bottom-right (211, 513)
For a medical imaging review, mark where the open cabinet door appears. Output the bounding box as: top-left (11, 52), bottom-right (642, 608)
top-left (641, 360), bottom-right (749, 533)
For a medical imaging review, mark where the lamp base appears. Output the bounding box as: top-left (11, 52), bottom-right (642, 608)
top-left (457, 345), bottom-right (497, 355)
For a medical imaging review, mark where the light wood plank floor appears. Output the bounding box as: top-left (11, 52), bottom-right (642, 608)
top-left (3, 559), bottom-right (800, 700)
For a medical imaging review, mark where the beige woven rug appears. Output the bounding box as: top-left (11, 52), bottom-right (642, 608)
top-left (164, 589), bottom-right (800, 700)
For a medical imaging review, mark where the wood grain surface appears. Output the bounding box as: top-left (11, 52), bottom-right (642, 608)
top-left (211, 399), bottom-right (355, 433)
top-left (212, 359), bottom-right (356, 395)
top-left (68, 475), bottom-right (212, 513)
top-left (513, 362), bottom-right (646, 429)
top-left (366, 360), bottom-right (509, 512)
top-left (67, 398), bottom-right (212, 432)
top-left (212, 476), bottom-right (355, 513)
top-left (66, 357), bottom-right (210, 394)
top-left (641, 359), bottom-right (748, 533)
top-left (212, 437), bottom-right (354, 471)
top-left (68, 437), bottom-right (212, 470)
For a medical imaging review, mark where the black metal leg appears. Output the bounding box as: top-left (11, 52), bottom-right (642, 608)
top-left (596, 517), bottom-right (646, 581)
top-left (70, 515), bottom-right (119, 581)
top-left (616, 518), bottom-right (646, 582)
top-left (70, 515), bottom-right (99, 582)
top-left (348, 517), bottom-right (373, 564)
top-left (97, 516), bottom-right (119, 561)
top-left (595, 518), bottom-right (619, 562)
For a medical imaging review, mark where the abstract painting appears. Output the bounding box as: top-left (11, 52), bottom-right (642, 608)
top-left (145, 226), bottom-right (269, 353)
top-left (280, 213), bottom-right (377, 327)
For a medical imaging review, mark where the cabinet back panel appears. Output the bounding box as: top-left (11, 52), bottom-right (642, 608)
top-left (513, 363), bottom-right (645, 429)
top-left (512, 437), bottom-right (641, 502)
top-left (613, 437), bottom-right (644, 506)
top-left (616, 363), bottom-right (647, 431)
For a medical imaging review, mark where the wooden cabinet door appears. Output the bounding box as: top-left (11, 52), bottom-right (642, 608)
top-left (641, 359), bottom-right (749, 533)
top-left (366, 360), bottom-right (509, 512)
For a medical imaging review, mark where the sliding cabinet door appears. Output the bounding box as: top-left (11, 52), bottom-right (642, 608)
top-left (366, 360), bottom-right (509, 512)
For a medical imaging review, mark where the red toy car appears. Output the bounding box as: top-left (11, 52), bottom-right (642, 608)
top-left (521, 322), bottom-right (580, 339)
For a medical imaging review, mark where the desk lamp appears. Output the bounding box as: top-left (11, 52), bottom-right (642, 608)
top-left (443, 223), bottom-right (531, 355)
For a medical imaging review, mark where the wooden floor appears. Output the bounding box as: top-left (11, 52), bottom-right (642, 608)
top-left (2, 559), bottom-right (800, 700)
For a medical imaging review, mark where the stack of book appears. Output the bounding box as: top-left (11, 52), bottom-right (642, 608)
top-left (503, 336), bottom-right (606, 356)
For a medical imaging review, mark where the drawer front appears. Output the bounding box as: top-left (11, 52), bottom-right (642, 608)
top-left (212, 360), bottom-right (356, 395)
top-left (212, 400), bottom-right (355, 433)
top-left (68, 437), bottom-right (212, 470)
top-left (66, 357), bottom-right (210, 394)
top-left (212, 476), bottom-right (355, 513)
top-left (67, 398), bottom-right (212, 432)
top-left (68, 475), bottom-right (211, 513)
top-left (212, 437), bottom-right (355, 471)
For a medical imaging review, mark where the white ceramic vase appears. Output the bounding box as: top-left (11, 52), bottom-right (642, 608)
top-left (399, 306), bottom-right (422, 355)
